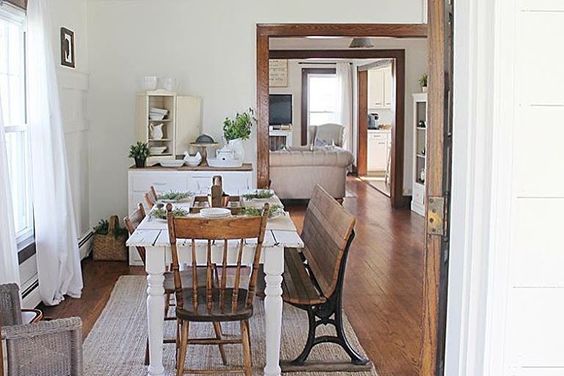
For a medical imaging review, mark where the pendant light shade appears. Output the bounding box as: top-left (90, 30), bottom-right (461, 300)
top-left (349, 37), bottom-right (374, 48)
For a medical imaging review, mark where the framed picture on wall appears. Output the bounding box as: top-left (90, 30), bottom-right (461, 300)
top-left (60, 27), bottom-right (75, 68)
top-left (269, 59), bottom-right (288, 87)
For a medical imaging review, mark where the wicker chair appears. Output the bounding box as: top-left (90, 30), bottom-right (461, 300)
top-left (0, 284), bottom-right (82, 376)
top-left (1, 317), bottom-right (83, 376)
top-left (0, 284), bottom-right (42, 327)
top-left (167, 203), bottom-right (269, 375)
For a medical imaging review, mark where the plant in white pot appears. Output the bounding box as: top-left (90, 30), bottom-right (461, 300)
top-left (419, 73), bottom-right (428, 93)
top-left (223, 108), bottom-right (255, 161)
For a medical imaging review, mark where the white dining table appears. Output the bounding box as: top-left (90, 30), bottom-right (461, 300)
top-left (126, 197), bottom-right (303, 376)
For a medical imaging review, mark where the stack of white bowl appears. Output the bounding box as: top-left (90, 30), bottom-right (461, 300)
top-left (149, 107), bottom-right (168, 121)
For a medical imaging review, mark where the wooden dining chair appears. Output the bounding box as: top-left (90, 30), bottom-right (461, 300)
top-left (144, 185), bottom-right (159, 207)
top-left (167, 203), bottom-right (269, 376)
top-left (124, 204), bottom-right (221, 366)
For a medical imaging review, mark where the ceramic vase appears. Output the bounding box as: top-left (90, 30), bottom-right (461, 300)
top-left (228, 138), bottom-right (245, 161)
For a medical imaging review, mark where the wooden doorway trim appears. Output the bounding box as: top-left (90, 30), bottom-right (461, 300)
top-left (257, 21), bottom-right (453, 376)
top-left (266, 48), bottom-right (407, 208)
top-left (420, 1), bottom-right (454, 375)
top-left (357, 70), bottom-right (369, 175)
top-left (257, 23), bottom-right (427, 190)
top-left (300, 68), bottom-right (337, 146)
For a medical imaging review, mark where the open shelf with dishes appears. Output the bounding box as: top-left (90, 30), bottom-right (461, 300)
top-left (411, 92), bottom-right (427, 216)
top-left (136, 90), bottom-right (204, 166)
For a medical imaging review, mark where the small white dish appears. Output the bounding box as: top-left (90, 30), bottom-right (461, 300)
top-left (183, 151), bottom-right (202, 167)
top-left (149, 146), bottom-right (167, 155)
top-left (159, 159), bottom-right (185, 168)
top-left (150, 107), bottom-right (168, 115)
top-left (149, 113), bottom-right (166, 121)
top-left (200, 208), bottom-right (231, 218)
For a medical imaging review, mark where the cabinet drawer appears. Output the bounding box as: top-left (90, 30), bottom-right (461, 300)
top-left (131, 172), bottom-right (187, 193)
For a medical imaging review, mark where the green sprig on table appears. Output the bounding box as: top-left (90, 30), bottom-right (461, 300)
top-left (157, 191), bottom-right (192, 201)
top-left (150, 207), bottom-right (189, 220)
top-left (242, 190), bottom-right (274, 200)
top-left (241, 204), bottom-right (283, 218)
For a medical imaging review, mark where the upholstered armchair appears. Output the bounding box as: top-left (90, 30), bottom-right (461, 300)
top-left (0, 284), bottom-right (83, 376)
top-left (308, 123), bottom-right (345, 147)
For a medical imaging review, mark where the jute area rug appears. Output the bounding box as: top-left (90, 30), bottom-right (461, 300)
top-left (84, 276), bottom-right (377, 375)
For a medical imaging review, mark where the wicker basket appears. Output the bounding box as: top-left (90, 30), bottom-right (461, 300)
top-left (92, 216), bottom-right (128, 261)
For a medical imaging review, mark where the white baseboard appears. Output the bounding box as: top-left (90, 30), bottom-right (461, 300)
top-left (79, 230), bottom-right (94, 260)
top-left (20, 231), bottom-right (94, 309)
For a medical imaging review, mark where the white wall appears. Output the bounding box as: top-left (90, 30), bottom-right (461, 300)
top-left (86, 0), bottom-right (425, 221)
top-left (271, 37), bottom-right (427, 194)
top-left (51, 0), bottom-right (91, 238)
top-left (269, 60), bottom-right (305, 146)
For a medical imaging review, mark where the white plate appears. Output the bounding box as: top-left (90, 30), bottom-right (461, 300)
top-left (200, 208), bottom-right (231, 218)
top-left (160, 159), bottom-right (185, 168)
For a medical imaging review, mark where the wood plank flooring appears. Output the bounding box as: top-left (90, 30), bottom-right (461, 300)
top-left (41, 177), bottom-right (424, 376)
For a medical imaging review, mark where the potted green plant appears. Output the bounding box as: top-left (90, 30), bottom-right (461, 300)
top-left (129, 141), bottom-right (150, 168)
top-left (223, 108), bottom-right (255, 161)
top-left (419, 73), bottom-right (428, 92)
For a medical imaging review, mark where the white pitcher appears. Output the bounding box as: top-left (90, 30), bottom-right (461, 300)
top-left (150, 123), bottom-right (164, 140)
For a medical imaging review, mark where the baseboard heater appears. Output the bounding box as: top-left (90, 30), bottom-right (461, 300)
top-left (20, 230), bottom-right (94, 308)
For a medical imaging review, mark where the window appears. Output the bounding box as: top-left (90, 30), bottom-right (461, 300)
top-left (307, 73), bottom-right (338, 126)
top-left (0, 6), bottom-right (32, 244)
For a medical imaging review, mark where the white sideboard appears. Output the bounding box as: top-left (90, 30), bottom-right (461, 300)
top-left (127, 164), bottom-right (253, 265)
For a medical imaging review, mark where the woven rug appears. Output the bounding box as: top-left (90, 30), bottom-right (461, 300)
top-left (84, 276), bottom-right (377, 375)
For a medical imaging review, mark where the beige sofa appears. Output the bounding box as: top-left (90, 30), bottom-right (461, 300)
top-left (269, 146), bottom-right (354, 200)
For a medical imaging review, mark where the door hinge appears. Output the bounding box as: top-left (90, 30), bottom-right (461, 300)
top-left (427, 196), bottom-right (446, 236)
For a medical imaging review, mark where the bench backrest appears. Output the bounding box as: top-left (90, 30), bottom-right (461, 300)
top-left (301, 185), bottom-right (356, 299)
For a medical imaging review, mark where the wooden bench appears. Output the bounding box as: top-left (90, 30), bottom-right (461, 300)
top-left (281, 185), bottom-right (369, 370)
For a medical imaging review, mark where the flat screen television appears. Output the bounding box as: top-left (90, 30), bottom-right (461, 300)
top-left (269, 94), bottom-right (292, 125)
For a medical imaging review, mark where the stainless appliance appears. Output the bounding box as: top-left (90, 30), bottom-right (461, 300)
top-left (368, 113), bottom-right (379, 129)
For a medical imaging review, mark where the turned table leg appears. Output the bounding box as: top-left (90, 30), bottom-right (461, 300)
top-left (263, 245), bottom-right (284, 376)
top-left (146, 247), bottom-right (166, 376)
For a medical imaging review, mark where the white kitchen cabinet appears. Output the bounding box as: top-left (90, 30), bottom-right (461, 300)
top-left (367, 130), bottom-right (391, 172)
top-left (368, 64), bottom-right (393, 110)
top-left (127, 165), bottom-right (253, 265)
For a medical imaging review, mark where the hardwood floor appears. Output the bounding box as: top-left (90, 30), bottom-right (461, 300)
top-left (41, 177), bottom-right (424, 376)
top-left (286, 177), bottom-right (424, 376)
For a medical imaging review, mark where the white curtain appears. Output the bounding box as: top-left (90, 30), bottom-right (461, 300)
top-left (27, 0), bottom-right (83, 305)
top-left (335, 62), bottom-right (353, 151)
top-left (0, 94), bottom-right (20, 286)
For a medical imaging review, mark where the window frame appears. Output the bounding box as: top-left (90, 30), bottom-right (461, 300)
top-left (0, 3), bottom-right (33, 249)
top-left (300, 67), bottom-right (337, 145)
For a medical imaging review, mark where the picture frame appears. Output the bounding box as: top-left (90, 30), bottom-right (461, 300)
top-left (60, 27), bottom-right (75, 68)
top-left (269, 59), bottom-right (288, 87)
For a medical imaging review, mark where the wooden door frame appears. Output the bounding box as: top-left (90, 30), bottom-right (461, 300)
top-left (269, 49), bottom-right (406, 207)
top-left (358, 51), bottom-right (405, 206)
top-left (300, 67), bottom-right (337, 146)
top-left (258, 19), bottom-right (451, 376)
